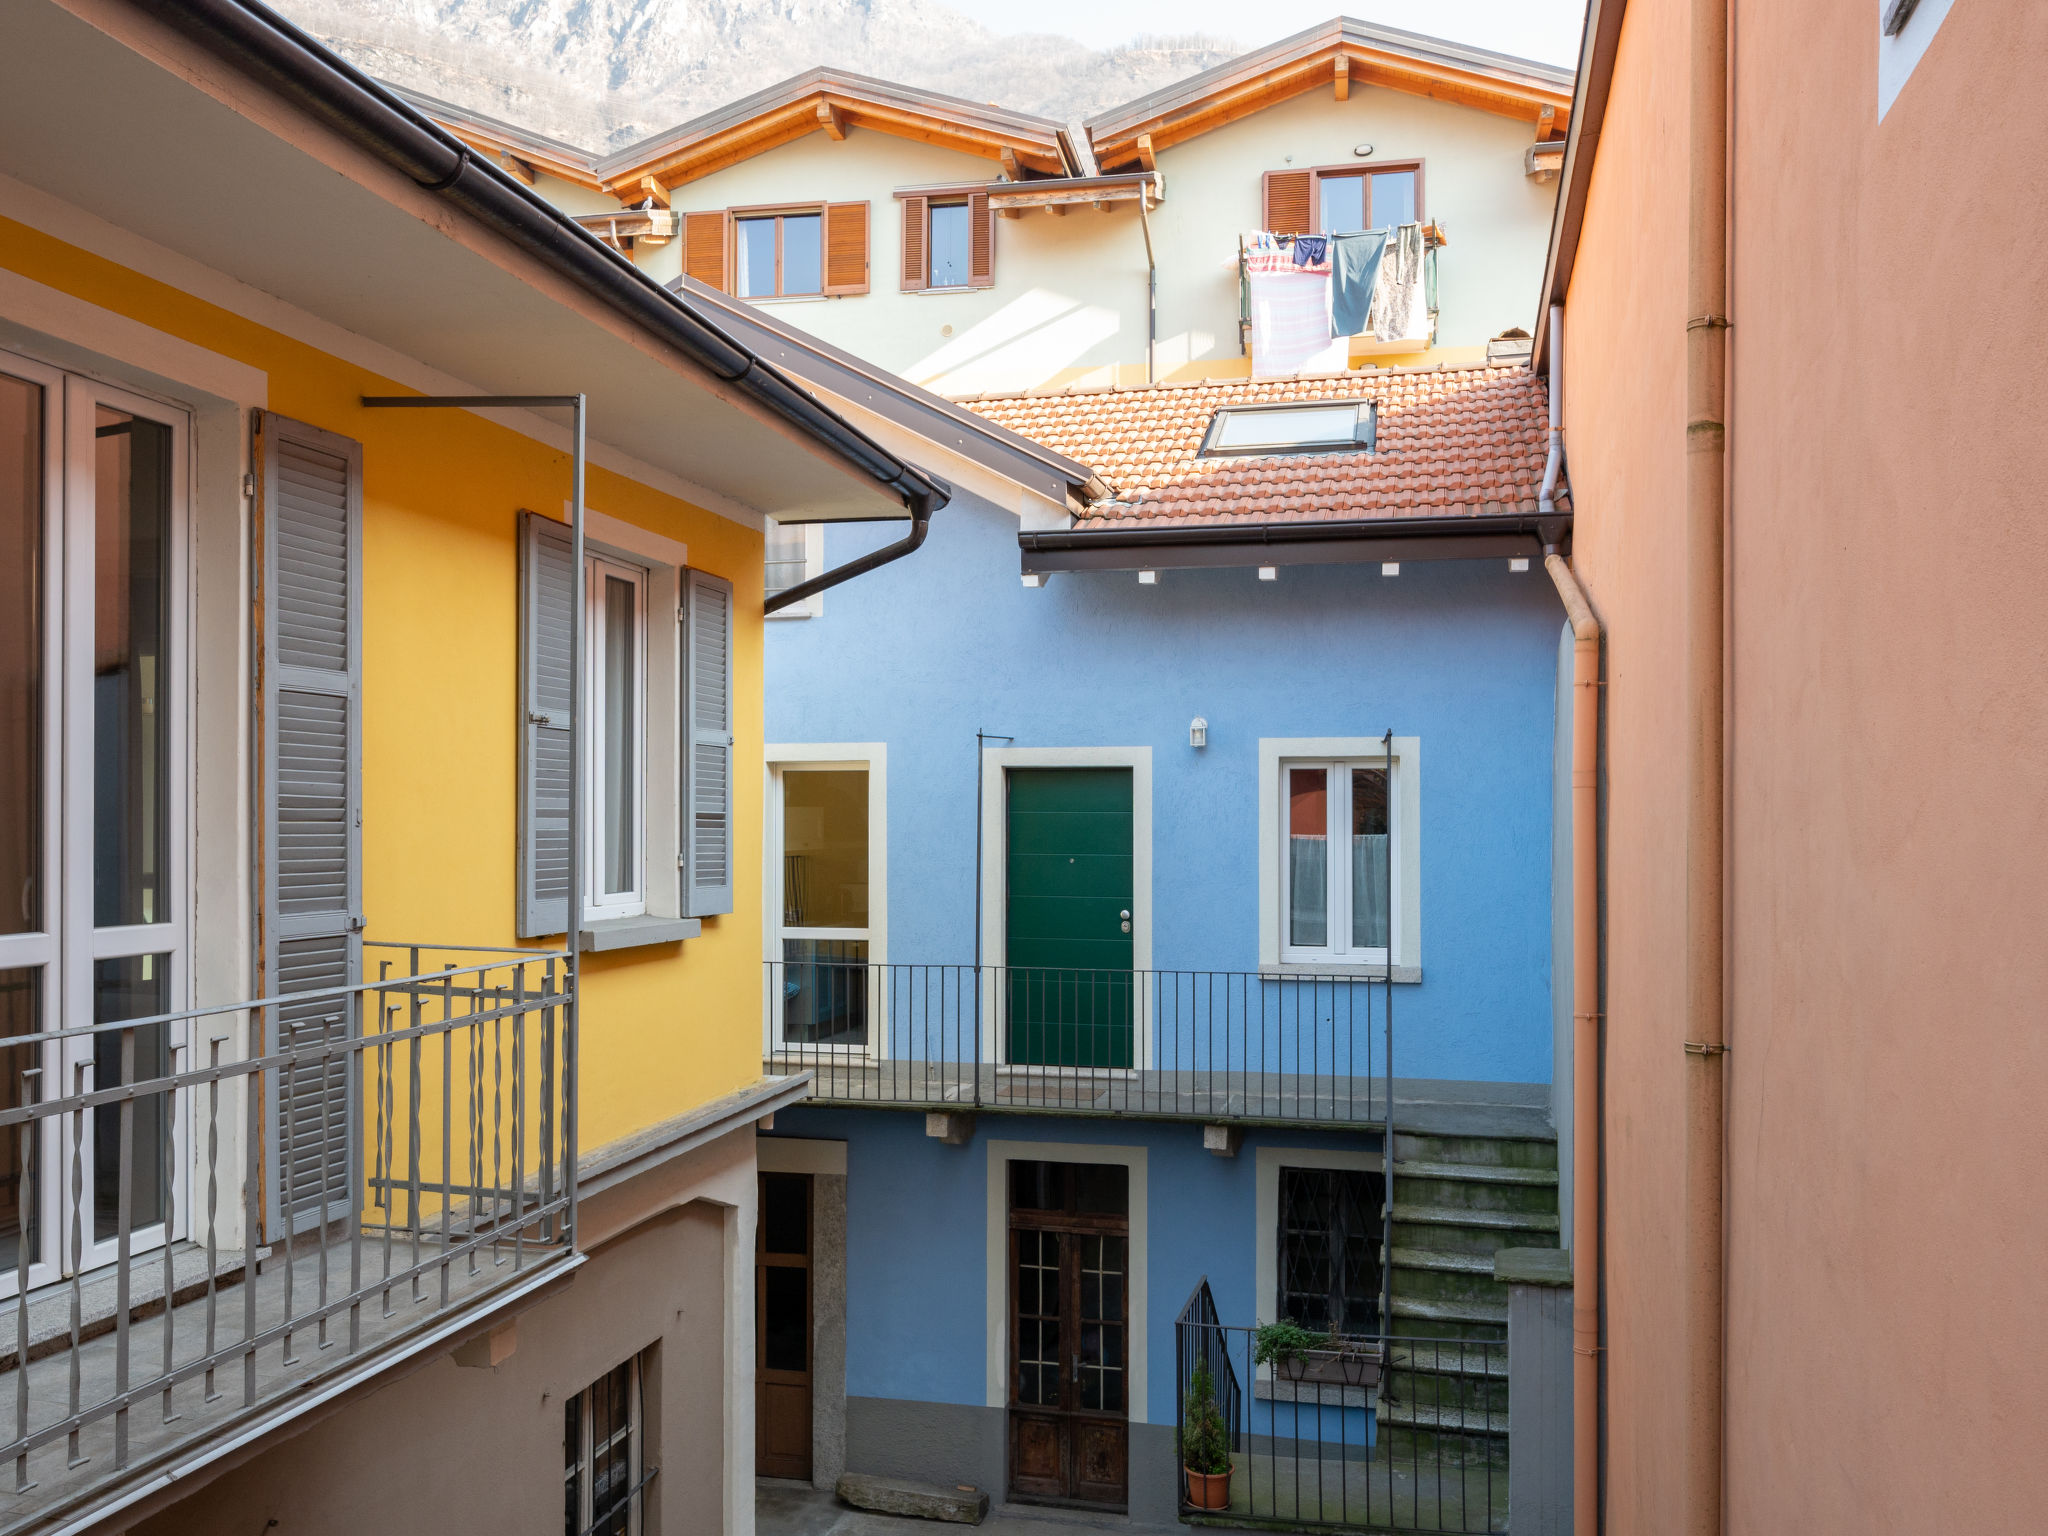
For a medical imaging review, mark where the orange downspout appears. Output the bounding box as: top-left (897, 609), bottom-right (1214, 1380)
top-left (1685, 0), bottom-right (1731, 1525)
top-left (1546, 552), bottom-right (1601, 1536)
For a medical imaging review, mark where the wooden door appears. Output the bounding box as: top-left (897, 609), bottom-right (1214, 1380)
top-left (1005, 769), bottom-right (1135, 1067)
top-left (1007, 1160), bottom-right (1129, 1508)
top-left (756, 1171), bottom-right (812, 1480)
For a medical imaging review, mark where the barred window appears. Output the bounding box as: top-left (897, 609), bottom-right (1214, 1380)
top-left (1277, 1166), bottom-right (1384, 1336)
top-left (565, 1351), bottom-right (654, 1535)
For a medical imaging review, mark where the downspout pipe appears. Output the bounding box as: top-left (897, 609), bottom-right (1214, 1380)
top-left (148, 0), bottom-right (946, 518)
top-left (1537, 305), bottom-right (1601, 1536)
top-left (1685, 0), bottom-right (1731, 1527)
top-left (1137, 191), bottom-right (1159, 386)
top-left (762, 480), bottom-right (945, 614)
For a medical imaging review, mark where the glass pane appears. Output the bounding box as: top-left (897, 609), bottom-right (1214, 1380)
top-left (779, 937), bottom-right (868, 1046)
top-left (94, 407), bottom-right (172, 929)
top-left (1009, 1159), bottom-right (1063, 1212)
top-left (1319, 174), bottom-right (1366, 234)
top-left (761, 1171), bottom-right (808, 1254)
top-left (589, 1360), bottom-right (635, 1536)
top-left (764, 519), bottom-right (808, 598)
top-left (0, 376), bottom-right (42, 937)
top-left (1287, 768), bottom-right (1329, 948)
top-left (929, 203), bottom-right (971, 287)
top-left (602, 574), bottom-right (636, 896)
top-left (1370, 170), bottom-right (1417, 228)
top-left (1074, 1162), bottom-right (1128, 1216)
top-left (781, 214), bottom-right (822, 295)
top-left (1351, 767), bottom-right (1390, 950)
top-left (763, 1265), bottom-right (808, 1372)
top-left (1213, 404), bottom-right (1358, 452)
top-left (736, 217), bottom-right (777, 298)
top-left (92, 953), bottom-right (170, 1242)
top-left (782, 770), bottom-right (867, 928)
top-left (0, 968), bottom-right (41, 1271)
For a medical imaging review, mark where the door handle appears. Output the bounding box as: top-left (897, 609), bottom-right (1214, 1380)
top-left (1119, 909), bottom-right (1131, 933)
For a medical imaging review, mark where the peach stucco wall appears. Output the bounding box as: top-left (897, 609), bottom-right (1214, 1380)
top-left (1564, 0), bottom-right (2048, 1531)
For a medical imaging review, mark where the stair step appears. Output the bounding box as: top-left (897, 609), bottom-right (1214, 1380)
top-left (1390, 1296), bottom-right (1509, 1327)
top-left (1389, 1247), bottom-right (1497, 1276)
top-left (1395, 1159), bottom-right (1558, 1186)
top-left (1378, 1398), bottom-right (1510, 1437)
top-left (1388, 1344), bottom-right (1511, 1380)
top-left (1393, 1203), bottom-right (1560, 1233)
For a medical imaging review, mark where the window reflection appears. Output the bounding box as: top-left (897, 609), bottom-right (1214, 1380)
top-left (1, 374), bottom-right (43, 936)
top-left (0, 968), bottom-right (41, 1270)
top-left (92, 953), bottom-right (170, 1241)
top-left (94, 407), bottom-right (171, 929)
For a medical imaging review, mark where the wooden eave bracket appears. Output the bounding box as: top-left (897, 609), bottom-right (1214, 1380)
top-left (817, 99), bottom-right (847, 140)
top-left (1334, 54), bottom-right (1351, 100)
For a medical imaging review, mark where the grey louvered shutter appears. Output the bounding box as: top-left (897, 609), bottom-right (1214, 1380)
top-left (682, 568), bottom-right (734, 916)
top-left (260, 413), bottom-right (362, 1239)
top-left (519, 512), bottom-right (575, 936)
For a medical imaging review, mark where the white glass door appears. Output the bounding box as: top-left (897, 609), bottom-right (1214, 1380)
top-left (771, 766), bottom-right (873, 1055)
top-left (0, 354), bottom-right (188, 1288)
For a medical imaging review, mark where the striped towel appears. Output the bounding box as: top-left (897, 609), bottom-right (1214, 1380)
top-left (1246, 245), bottom-right (1345, 377)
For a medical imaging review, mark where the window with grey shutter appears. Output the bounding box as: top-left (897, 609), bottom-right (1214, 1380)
top-left (518, 512), bottom-right (575, 936)
top-left (260, 413), bottom-right (362, 1238)
top-left (682, 568), bottom-right (734, 916)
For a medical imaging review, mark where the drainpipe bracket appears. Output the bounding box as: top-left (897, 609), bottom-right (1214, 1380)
top-left (1682, 1041), bottom-right (1729, 1057)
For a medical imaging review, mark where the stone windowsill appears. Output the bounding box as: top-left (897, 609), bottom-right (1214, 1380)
top-left (1259, 963), bottom-right (1422, 984)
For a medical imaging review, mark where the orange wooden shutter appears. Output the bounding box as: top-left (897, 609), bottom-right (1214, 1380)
top-left (969, 190), bottom-right (994, 287)
top-left (900, 196), bottom-right (928, 290)
top-left (823, 202), bottom-right (870, 295)
top-left (1262, 170), bottom-right (1314, 235)
top-left (683, 211), bottom-right (728, 291)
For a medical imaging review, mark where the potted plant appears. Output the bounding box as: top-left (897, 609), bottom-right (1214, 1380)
top-left (1330, 1334), bottom-right (1384, 1389)
top-left (1182, 1359), bottom-right (1232, 1511)
top-left (1253, 1319), bottom-right (1329, 1381)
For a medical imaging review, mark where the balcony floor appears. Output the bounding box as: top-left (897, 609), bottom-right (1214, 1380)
top-left (0, 1227), bottom-right (569, 1533)
top-left (782, 1063), bottom-right (1551, 1138)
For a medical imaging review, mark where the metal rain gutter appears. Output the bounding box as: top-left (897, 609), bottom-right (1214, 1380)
top-left (1019, 511), bottom-right (1568, 572)
top-left (143, 0), bottom-right (949, 526)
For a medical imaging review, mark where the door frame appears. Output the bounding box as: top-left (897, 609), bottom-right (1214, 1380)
top-left (762, 744), bottom-right (888, 1064)
top-left (984, 1140), bottom-right (1148, 1424)
top-left (976, 748), bottom-right (1151, 1069)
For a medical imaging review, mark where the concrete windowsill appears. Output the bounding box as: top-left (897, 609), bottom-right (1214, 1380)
top-left (1259, 963), bottom-right (1422, 984)
top-left (578, 915), bottom-right (701, 952)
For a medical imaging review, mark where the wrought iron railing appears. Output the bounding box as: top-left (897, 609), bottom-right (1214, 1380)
top-left (0, 943), bottom-right (575, 1524)
top-left (764, 961), bottom-right (1396, 1127)
top-left (1175, 1281), bottom-right (1508, 1534)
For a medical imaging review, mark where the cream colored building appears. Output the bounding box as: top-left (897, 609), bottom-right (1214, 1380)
top-left (423, 20), bottom-right (1573, 395)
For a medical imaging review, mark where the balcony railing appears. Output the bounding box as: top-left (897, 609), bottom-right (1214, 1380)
top-left (764, 961), bottom-right (1394, 1127)
top-left (1175, 1279), bottom-right (1508, 1534)
top-left (0, 943), bottom-right (574, 1529)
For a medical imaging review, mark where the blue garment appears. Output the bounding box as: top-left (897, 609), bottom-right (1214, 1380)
top-left (1329, 229), bottom-right (1390, 338)
top-left (1291, 235), bottom-right (1328, 267)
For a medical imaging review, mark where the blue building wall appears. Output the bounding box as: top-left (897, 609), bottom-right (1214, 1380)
top-left (774, 1104), bottom-right (1383, 1427)
top-left (768, 486), bottom-right (1567, 1085)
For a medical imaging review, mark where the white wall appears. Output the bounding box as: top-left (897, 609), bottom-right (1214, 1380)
top-left (617, 82), bottom-right (1557, 395)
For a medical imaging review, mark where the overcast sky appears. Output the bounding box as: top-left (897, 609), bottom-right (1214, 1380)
top-left (951, 0), bottom-right (1588, 67)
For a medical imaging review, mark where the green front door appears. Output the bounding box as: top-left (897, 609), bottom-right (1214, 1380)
top-left (1005, 768), bottom-right (1134, 1067)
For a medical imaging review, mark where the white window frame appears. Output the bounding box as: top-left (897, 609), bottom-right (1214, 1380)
top-left (763, 519), bottom-right (825, 620)
top-left (0, 351), bottom-right (193, 1293)
top-left (565, 1352), bottom-right (647, 1536)
top-left (762, 745), bottom-right (887, 1061)
top-left (1258, 737), bottom-right (1420, 979)
top-left (584, 554), bottom-right (649, 920)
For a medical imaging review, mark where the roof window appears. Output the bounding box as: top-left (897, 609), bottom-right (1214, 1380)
top-left (1198, 399), bottom-right (1375, 457)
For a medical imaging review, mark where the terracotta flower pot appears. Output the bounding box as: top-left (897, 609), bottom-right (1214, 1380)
top-left (1185, 1466), bottom-right (1233, 1511)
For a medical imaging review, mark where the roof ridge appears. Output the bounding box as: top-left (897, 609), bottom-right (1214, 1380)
top-left (950, 358), bottom-right (1529, 406)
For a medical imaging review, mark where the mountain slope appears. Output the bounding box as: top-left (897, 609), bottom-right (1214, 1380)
top-left (272, 0), bottom-right (1242, 152)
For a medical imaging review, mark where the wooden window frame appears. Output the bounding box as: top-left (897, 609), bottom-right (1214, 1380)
top-left (893, 184), bottom-right (994, 292)
top-left (1265, 159), bottom-right (1427, 236)
top-left (729, 204), bottom-right (826, 300)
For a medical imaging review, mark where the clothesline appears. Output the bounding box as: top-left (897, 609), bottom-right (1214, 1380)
top-left (1238, 224), bottom-right (1432, 377)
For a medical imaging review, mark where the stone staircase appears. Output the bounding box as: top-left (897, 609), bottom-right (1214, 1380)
top-left (1379, 1128), bottom-right (1560, 1460)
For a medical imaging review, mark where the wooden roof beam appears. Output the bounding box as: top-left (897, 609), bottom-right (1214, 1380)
top-left (999, 146), bottom-right (1022, 180)
top-left (1334, 55), bottom-right (1350, 101)
top-left (1535, 104), bottom-right (1556, 141)
top-left (1135, 133), bottom-right (1157, 172)
top-left (639, 175), bottom-right (669, 207)
top-left (817, 99), bottom-right (846, 140)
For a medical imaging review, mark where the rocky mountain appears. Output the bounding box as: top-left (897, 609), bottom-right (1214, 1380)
top-left (270, 0), bottom-right (1244, 153)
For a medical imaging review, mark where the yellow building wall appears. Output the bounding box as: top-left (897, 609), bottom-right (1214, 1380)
top-left (0, 214), bottom-right (768, 1157)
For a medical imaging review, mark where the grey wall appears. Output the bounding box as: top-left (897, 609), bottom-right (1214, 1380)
top-left (813, 1172), bottom-right (848, 1490)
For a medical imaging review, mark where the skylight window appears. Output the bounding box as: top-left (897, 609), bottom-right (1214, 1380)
top-left (1199, 400), bottom-right (1376, 457)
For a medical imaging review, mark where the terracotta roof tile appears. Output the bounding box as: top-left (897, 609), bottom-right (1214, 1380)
top-left (956, 363), bottom-right (1564, 530)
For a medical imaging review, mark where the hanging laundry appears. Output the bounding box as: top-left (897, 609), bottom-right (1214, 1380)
top-left (1291, 235), bottom-right (1328, 267)
top-left (1245, 243), bottom-right (1345, 377)
top-left (1328, 228), bottom-right (1390, 339)
top-left (1367, 223), bottom-right (1430, 344)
